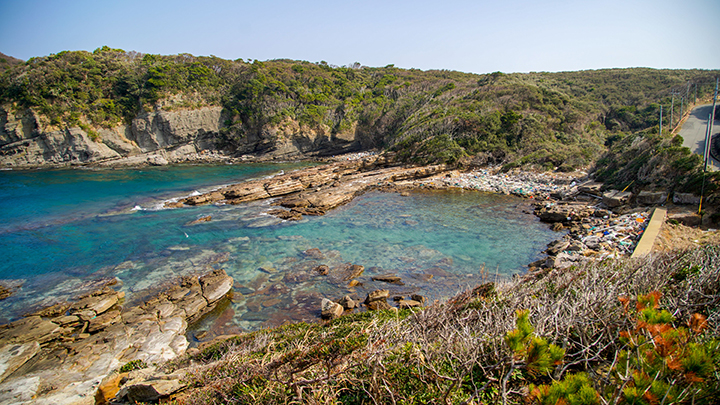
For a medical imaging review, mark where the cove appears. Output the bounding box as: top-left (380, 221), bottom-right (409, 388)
top-left (0, 164), bottom-right (558, 337)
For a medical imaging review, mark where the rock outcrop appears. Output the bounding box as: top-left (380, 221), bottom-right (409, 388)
top-left (0, 269), bottom-right (233, 404)
top-left (176, 156), bottom-right (447, 216)
top-left (0, 103), bottom-right (372, 168)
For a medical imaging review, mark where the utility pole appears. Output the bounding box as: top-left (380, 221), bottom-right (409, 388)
top-left (670, 92), bottom-right (676, 130)
top-left (704, 78), bottom-right (718, 172)
top-left (680, 97), bottom-right (684, 120)
top-left (659, 105), bottom-right (663, 136)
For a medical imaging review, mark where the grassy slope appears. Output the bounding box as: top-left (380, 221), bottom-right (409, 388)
top-left (166, 241), bottom-right (720, 404)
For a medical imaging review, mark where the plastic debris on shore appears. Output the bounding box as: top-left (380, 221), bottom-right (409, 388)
top-left (418, 168), bottom-right (580, 200)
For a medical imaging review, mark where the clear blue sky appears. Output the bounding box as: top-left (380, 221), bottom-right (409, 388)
top-left (1, 0), bottom-right (718, 74)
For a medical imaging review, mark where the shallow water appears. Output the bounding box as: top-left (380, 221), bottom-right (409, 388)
top-left (0, 164), bottom-right (559, 338)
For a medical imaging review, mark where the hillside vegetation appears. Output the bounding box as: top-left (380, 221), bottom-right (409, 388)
top-left (1, 47), bottom-right (718, 172)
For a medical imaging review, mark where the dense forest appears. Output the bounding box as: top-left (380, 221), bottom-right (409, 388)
top-left (1, 47), bottom-right (718, 179)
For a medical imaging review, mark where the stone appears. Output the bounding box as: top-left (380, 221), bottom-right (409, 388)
top-left (267, 208), bottom-right (303, 221)
top-left (51, 315), bottom-right (80, 326)
top-left (577, 181), bottom-right (604, 196)
top-left (603, 190), bottom-right (632, 208)
top-left (0, 285), bottom-right (11, 301)
top-left (199, 269), bottom-right (234, 303)
top-left (314, 265), bottom-right (330, 275)
top-left (262, 298), bottom-right (282, 308)
top-left (636, 190), bottom-right (668, 205)
top-left (94, 372), bottom-right (129, 405)
top-left (365, 290), bottom-right (390, 304)
top-left (88, 310), bottom-right (122, 333)
top-left (147, 155), bottom-right (169, 166)
top-left (546, 240), bottom-right (570, 255)
top-left (302, 248), bottom-right (325, 260)
top-left (668, 213), bottom-right (702, 226)
top-left (126, 379), bottom-right (184, 403)
top-left (673, 192), bottom-right (701, 205)
top-left (0, 316), bottom-right (62, 345)
top-left (367, 300), bottom-right (392, 311)
top-left (88, 293), bottom-right (119, 314)
top-left (0, 342), bottom-right (40, 384)
top-left (177, 294), bottom-right (208, 321)
top-left (74, 309), bottom-right (97, 321)
top-left (321, 298), bottom-right (344, 320)
top-left (342, 264), bottom-right (365, 281)
top-left (347, 279), bottom-right (361, 287)
top-left (186, 215), bottom-right (212, 225)
top-left (337, 295), bottom-right (357, 310)
top-left (371, 274), bottom-right (404, 285)
top-left (398, 299), bottom-right (422, 309)
top-left (410, 294), bottom-right (426, 305)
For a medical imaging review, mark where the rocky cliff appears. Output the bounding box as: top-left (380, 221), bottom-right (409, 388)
top-left (0, 105), bottom-right (367, 168)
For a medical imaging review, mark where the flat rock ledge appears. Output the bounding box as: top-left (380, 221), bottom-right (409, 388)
top-left (0, 269), bottom-right (233, 405)
top-left (171, 155), bottom-right (447, 218)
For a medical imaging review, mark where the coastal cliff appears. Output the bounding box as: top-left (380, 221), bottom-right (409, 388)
top-left (0, 104), bottom-right (366, 168)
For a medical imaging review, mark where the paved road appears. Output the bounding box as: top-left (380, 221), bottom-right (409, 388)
top-left (678, 103), bottom-right (719, 170)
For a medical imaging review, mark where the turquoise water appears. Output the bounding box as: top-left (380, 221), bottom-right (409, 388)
top-left (0, 164), bottom-right (558, 337)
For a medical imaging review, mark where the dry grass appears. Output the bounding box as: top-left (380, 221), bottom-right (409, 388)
top-left (168, 244), bottom-right (720, 404)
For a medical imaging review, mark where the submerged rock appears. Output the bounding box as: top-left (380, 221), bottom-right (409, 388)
top-left (371, 274), bottom-right (404, 285)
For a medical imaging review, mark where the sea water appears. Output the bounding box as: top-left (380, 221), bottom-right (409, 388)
top-left (0, 164), bottom-right (559, 338)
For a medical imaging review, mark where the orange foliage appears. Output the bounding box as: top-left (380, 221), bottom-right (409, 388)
top-left (689, 313), bottom-right (708, 334)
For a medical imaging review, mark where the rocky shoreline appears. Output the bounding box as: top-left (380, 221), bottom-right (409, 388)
top-left (0, 269), bottom-right (233, 404)
top-left (1, 155), bottom-right (712, 404)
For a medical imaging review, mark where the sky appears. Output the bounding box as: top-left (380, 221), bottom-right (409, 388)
top-left (0, 0), bottom-right (718, 74)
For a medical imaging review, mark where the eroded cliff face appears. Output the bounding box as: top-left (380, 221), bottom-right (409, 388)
top-left (0, 105), bottom-right (369, 168)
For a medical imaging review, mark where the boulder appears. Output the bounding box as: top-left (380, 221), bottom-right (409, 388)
top-left (636, 190), bottom-right (668, 205)
top-left (673, 192), bottom-right (701, 205)
top-left (546, 240), bottom-right (570, 255)
top-left (398, 299), bottom-right (422, 309)
top-left (321, 298), bottom-right (344, 320)
top-left (371, 274), bottom-right (404, 285)
top-left (199, 269), bottom-right (234, 303)
top-left (365, 290), bottom-right (390, 304)
top-left (367, 300), bottom-right (392, 311)
top-left (337, 295), bottom-right (357, 310)
top-left (578, 181), bottom-right (604, 196)
top-left (668, 213), bottom-right (702, 227)
top-left (342, 264), bottom-right (365, 281)
top-left (410, 294), bottom-right (426, 305)
top-left (125, 379), bottom-right (184, 403)
top-left (603, 190), bottom-right (632, 208)
top-left (365, 290), bottom-right (391, 311)
top-left (314, 265), bottom-right (330, 275)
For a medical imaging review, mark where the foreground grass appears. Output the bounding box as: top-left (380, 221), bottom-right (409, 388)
top-left (168, 244), bottom-right (720, 404)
